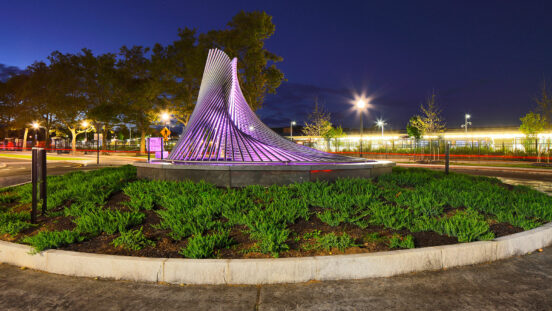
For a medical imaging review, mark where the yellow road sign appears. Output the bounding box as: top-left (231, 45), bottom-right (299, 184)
top-left (160, 127), bottom-right (171, 141)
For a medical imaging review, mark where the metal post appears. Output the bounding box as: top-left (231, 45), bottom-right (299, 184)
top-left (290, 122), bottom-right (293, 141)
top-left (39, 149), bottom-right (47, 215)
top-left (97, 134), bottom-right (100, 166)
top-left (359, 113), bottom-right (363, 157)
top-left (31, 148), bottom-right (38, 224)
top-left (161, 139), bottom-right (164, 161)
top-left (445, 142), bottom-right (450, 174)
top-left (147, 137), bottom-right (151, 163)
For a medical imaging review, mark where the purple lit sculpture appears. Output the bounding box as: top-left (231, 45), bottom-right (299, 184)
top-left (169, 49), bottom-right (362, 164)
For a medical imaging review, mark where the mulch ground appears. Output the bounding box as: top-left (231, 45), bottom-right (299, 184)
top-left (2, 191), bottom-right (525, 259)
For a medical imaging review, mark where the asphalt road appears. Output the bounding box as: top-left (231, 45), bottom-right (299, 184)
top-left (0, 155), bottom-right (141, 188)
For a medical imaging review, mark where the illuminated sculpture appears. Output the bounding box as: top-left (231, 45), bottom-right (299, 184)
top-left (169, 49), bottom-right (359, 163)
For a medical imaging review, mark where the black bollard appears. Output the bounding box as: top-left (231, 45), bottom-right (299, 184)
top-left (40, 149), bottom-right (47, 215)
top-left (31, 148), bottom-right (38, 224)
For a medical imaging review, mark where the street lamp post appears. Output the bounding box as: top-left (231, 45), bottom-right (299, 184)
top-left (290, 121), bottom-right (296, 141)
top-left (356, 99), bottom-right (367, 157)
top-left (461, 114), bottom-right (472, 134)
top-left (376, 119), bottom-right (387, 137)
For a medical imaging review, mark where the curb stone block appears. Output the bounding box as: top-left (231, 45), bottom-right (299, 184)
top-left (0, 222), bottom-right (550, 285)
top-left (227, 257), bottom-right (317, 284)
top-left (438, 241), bottom-right (496, 268)
top-left (164, 259), bottom-right (229, 285)
top-left (494, 226), bottom-right (552, 259)
top-left (0, 240), bottom-right (48, 270)
top-left (315, 247), bottom-right (442, 281)
top-left (46, 251), bottom-right (165, 282)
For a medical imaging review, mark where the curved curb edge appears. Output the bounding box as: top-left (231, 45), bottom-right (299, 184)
top-left (0, 222), bottom-right (551, 285)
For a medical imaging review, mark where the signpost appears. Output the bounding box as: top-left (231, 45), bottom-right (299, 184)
top-left (147, 137), bottom-right (167, 160)
top-left (160, 127), bottom-right (171, 142)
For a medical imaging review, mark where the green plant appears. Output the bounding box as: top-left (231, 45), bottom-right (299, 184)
top-left (111, 227), bottom-right (154, 251)
top-left (22, 230), bottom-right (84, 253)
top-left (303, 232), bottom-right (357, 252)
top-left (0, 212), bottom-right (34, 235)
top-left (436, 210), bottom-right (494, 242)
top-left (74, 210), bottom-right (145, 235)
top-left (389, 234), bottom-right (415, 249)
top-left (179, 231), bottom-right (232, 259)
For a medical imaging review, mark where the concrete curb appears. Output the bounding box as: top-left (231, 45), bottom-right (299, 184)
top-left (1, 222), bottom-right (551, 285)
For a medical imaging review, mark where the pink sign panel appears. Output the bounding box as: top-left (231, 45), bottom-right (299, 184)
top-left (148, 137), bottom-right (163, 152)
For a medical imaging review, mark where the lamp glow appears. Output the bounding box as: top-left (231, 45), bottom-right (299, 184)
top-left (32, 122), bottom-right (39, 129)
top-left (82, 121), bottom-right (89, 128)
top-left (161, 112), bottom-right (170, 122)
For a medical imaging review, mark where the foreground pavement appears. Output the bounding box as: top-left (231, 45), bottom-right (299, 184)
top-left (0, 247), bottom-right (550, 310)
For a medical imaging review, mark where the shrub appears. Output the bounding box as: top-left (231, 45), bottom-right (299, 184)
top-left (436, 210), bottom-right (494, 242)
top-left (22, 230), bottom-right (84, 253)
top-left (111, 227), bottom-right (154, 251)
top-left (0, 212), bottom-right (34, 235)
top-left (179, 231), bottom-right (232, 258)
top-left (74, 210), bottom-right (145, 235)
top-left (389, 234), bottom-right (415, 249)
top-left (303, 232), bottom-right (357, 252)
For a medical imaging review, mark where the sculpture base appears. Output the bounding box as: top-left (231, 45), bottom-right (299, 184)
top-left (134, 161), bottom-right (395, 187)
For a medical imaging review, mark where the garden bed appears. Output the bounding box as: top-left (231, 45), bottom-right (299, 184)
top-left (0, 165), bottom-right (549, 259)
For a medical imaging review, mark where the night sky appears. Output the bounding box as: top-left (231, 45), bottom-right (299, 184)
top-left (1, 0), bottom-right (551, 130)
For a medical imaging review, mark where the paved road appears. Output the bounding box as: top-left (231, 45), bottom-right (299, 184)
top-left (0, 155), bottom-right (141, 188)
top-left (0, 248), bottom-right (550, 310)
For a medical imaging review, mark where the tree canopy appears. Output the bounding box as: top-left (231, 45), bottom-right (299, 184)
top-left (0, 11), bottom-right (285, 153)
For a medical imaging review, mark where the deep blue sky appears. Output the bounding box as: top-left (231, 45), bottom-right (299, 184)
top-left (1, 0), bottom-right (551, 130)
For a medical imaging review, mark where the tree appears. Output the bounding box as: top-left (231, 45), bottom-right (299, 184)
top-left (418, 91), bottom-right (446, 134)
top-left (535, 80), bottom-right (552, 129)
top-left (407, 116), bottom-right (423, 141)
top-left (20, 61), bottom-right (57, 147)
top-left (302, 100), bottom-right (333, 139)
top-left (413, 91), bottom-right (446, 160)
top-left (161, 28), bottom-right (205, 125)
top-left (323, 126), bottom-right (345, 152)
top-left (520, 112), bottom-right (546, 159)
top-left (118, 45), bottom-right (162, 154)
top-left (77, 49), bottom-right (122, 148)
top-left (198, 10), bottom-right (285, 111)
top-left (520, 112), bottom-right (546, 136)
top-left (48, 51), bottom-right (89, 154)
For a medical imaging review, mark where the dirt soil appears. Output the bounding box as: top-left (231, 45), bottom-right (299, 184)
top-left (3, 191), bottom-right (526, 259)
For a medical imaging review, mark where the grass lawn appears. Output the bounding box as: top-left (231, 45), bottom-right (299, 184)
top-left (1, 165), bottom-right (551, 259)
top-left (0, 153), bottom-right (87, 161)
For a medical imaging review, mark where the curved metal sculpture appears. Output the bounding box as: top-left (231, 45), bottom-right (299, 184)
top-left (169, 49), bottom-right (360, 163)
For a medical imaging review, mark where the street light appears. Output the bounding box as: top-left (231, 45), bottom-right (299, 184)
top-left (376, 119), bottom-right (387, 137)
top-left (354, 98), bottom-right (369, 157)
top-left (32, 122), bottom-right (40, 146)
top-left (461, 114), bottom-right (472, 134)
top-left (81, 120), bottom-right (91, 147)
top-left (290, 121), bottom-right (296, 141)
top-left (161, 112), bottom-right (170, 123)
